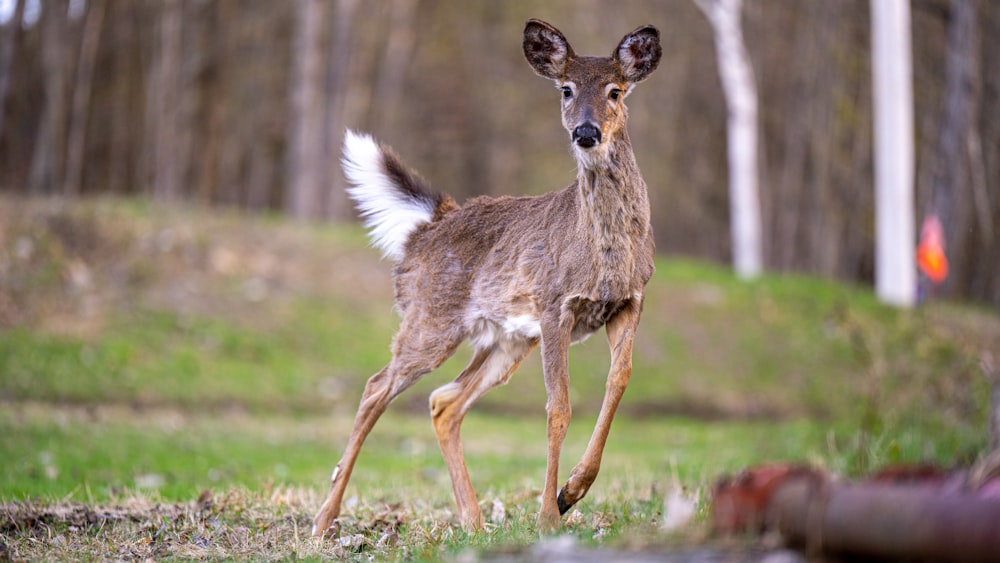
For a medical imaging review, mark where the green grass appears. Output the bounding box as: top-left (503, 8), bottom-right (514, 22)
top-left (1, 196), bottom-right (997, 560)
top-left (0, 404), bottom-right (828, 503)
top-left (1, 405), bottom-right (980, 559)
top-left (2, 402), bottom-right (979, 505)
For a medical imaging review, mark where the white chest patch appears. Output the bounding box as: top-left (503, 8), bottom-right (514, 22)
top-left (502, 315), bottom-right (542, 339)
top-left (468, 313), bottom-right (541, 350)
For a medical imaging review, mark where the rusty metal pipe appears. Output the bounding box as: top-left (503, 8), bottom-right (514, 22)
top-left (770, 478), bottom-right (1000, 561)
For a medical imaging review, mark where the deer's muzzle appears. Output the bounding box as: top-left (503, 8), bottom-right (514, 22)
top-left (572, 123), bottom-right (602, 148)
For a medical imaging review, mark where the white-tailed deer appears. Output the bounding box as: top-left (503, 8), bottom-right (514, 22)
top-left (312, 19), bottom-right (661, 536)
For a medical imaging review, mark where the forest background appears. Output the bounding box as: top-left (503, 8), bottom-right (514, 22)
top-left (1, 0), bottom-right (997, 306)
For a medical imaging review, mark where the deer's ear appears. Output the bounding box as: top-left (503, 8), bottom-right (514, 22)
top-left (523, 19), bottom-right (574, 80)
top-left (614, 25), bottom-right (661, 83)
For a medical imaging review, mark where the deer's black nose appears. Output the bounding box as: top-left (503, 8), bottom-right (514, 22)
top-left (572, 124), bottom-right (601, 148)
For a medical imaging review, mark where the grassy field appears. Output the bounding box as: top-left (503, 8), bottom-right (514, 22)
top-left (1, 197), bottom-right (998, 560)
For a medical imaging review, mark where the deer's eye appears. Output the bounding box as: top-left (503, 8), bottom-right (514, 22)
top-left (561, 86), bottom-right (573, 99)
top-left (609, 88), bottom-right (622, 101)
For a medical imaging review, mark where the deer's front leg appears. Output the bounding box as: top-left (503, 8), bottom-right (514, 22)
top-left (538, 313), bottom-right (574, 531)
top-left (557, 298), bottom-right (642, 514)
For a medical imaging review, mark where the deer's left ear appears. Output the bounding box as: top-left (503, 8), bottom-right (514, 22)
top-left (613, 25), bottom-right (661, 83)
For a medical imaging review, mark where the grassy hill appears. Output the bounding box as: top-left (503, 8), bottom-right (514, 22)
top-left (2, 196), bottom-right (998, 559)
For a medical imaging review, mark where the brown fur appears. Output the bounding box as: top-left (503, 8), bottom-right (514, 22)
top-left (313, 19), bottom-right (661, 536)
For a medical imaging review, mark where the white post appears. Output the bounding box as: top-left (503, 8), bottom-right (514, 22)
top-left (871, 0), bottom-right (916, 307)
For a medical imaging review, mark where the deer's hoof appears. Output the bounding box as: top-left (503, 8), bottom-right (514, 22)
top-left (311, 512), bottom-right (340, 539)
top-left (556, 489), bottom-right (575, 515)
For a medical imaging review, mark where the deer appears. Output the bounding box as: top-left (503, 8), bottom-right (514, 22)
top-left (312, 18), bottom-right (661, 537)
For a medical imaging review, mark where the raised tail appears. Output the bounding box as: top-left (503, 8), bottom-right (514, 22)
top-left (342, 130), bottom-right (457, 261)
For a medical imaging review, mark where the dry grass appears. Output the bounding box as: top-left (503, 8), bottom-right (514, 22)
top-left (1, 486), bottom-right (714, 561)
top-left (2, 486), bottom-right (450, 560)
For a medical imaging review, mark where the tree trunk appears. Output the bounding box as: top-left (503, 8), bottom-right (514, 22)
top-left (194, 1), bottom-right (223, 204)
top-left (870, 0), bottom-right (915, 307)
top-left (63, 0), bottom-right (106, 198)
top-left (695, 0), bottom-right (763, 280)
top-left (0, 0), bottom-right (26, 144)
top-left (925, 0), bottom-right (979, 296)
top-left (29, 0), bottom-right (71, 194)
top-left (107, 4), bottom-right (139, 196)
top-left (372, 0), bottom-right (418, 131)
top-left (286, 0), bottom-right (330, 220)
top-left (323, 0), bottom-right (361, 219)
top-left (150, 0), bottom-right (183, 201)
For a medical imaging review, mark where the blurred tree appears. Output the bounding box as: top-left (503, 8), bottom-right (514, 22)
top-left (105, 2), bottom-right (145, 197)
top-left (0, 0), bottom-right (26, 144)
top-left (29, 0), bottom-right (70, 194)
top-left (0, 1), bottom-right (998, 305)
top-left (924, 0), bottom-right (979, 297)
top-left (695, 0), bottom-right (763, 280)
top-left (63, 0), bottom-right (104, 198)
top-left (148, 0), bottom-right (183, 201)
top-left (323, 0), bottom-right (361, 219)
top-left (286, 0), bottom-right (329, 219)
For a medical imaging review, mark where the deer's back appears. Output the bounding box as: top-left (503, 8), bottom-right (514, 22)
top-left (393, 185), bottom-right (654, 345)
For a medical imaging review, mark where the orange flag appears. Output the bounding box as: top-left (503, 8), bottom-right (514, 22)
top-left (917, 214), bottom-right (948, 284)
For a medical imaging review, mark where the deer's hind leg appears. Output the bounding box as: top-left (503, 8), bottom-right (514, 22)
top-left (312, 317), bottom-right (464, 538)
top-left (429, 336), bottom-right (538, 531)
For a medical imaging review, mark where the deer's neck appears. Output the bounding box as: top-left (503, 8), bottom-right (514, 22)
top-left (575, 134), bottom-right (650, 252)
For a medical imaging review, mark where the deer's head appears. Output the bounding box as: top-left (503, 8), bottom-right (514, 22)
top-left (523, 19), bottom-right (661, 159)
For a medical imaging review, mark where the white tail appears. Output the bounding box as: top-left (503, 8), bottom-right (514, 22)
top-left (342, 130), bottom-right (442, 261)
top-left (313, 19), bottom-right (661, 536)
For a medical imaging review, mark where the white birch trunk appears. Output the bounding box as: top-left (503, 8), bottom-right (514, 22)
top-left (871, 0), bottom-right (915, 307)
top-left (696, 0), bottom-right (763, 279)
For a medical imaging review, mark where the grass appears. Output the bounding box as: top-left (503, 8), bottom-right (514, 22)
top-left (1, 196), bottom-right (998, 560)
top-left (1, 402), bottom-right (838, 503)
top-left (1, 405), bottom-right (843, 560)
